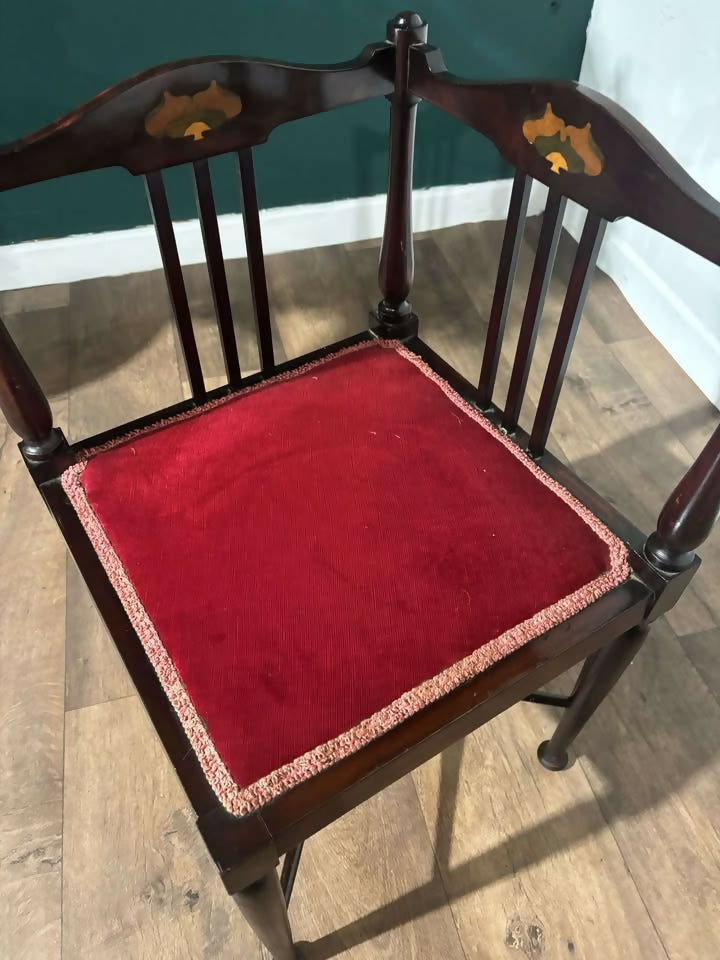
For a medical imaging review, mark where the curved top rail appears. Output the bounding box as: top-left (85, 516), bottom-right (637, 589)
top-left (0, 43), bottom-right (394, 191)
top-left (409, 45), bottom-right (720, 267)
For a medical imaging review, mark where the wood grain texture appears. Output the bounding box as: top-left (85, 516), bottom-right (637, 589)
top-left (291, 776), bottom-right (467, 959)
top-left (610, 335), bottom-right (719, 459)
top-left (0, 802), bottom-right (62, 960)
top-left (558, 338), bottom-right (719, 633)
top-left (0, 409), bottom-right (66, 960)
top-left (413, 709), bottom-right (667, 959)
top-left (577, 618), bottom-right (720, 960)
top-left (65, 559), bottom-right (134, 711)
top-left (676, 629), bottom-right (720, 706)
top-left (63, 696), bottom-right (263, 960)
top-left (268, 244), bottom-right (370, 362)
top-left (0, 283), bottom-right (70, 316)
top-left (530, 212), bottom-right (607, 456)
top-left (583, 272), bottom-right (648, 345)
top-left (174, 258), bottom-right (268, 393)
top-left (65, 271), bottom-right (185, 443)
top-left (0, 415), bottom-right (67, 809)
top-left (63, 271), bottom-right (185, 708)
top-left (3, 304), bottom-right (72, 403)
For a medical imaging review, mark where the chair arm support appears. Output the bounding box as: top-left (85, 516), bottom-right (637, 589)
top-left (0, 313), bottom-right (61, 458)
top-left (645, 421), bottom-right (720, 572)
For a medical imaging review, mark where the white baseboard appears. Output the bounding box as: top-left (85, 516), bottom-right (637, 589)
top-left (4, 181), bottom-right (716, 405)
top-left (565, 203), bottom-right (720, 405)
top-left (0, 178), bottom-right (548, 292)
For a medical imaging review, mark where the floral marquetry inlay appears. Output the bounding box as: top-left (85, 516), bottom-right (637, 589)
top-left (523, 103), bottom-right (604, 177)
top-left (144, 81), bottom-right (243, 140)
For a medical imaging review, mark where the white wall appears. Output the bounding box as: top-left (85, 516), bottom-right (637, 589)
top-left (572, 0), bottom-right (720, 404)
top-left (0, 179), bottom-right (549, 293)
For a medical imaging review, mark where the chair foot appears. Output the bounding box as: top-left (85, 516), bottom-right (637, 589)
top-left (537, 740), bottom-right (570, 771)
top-left (233, 868), bottom-right (295, 960)
top-left (537, 624), bottom-right (649, 772)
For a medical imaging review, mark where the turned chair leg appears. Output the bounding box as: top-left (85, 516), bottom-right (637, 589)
top-left (233, 869), bottom-right (296, 960)
top-left (538, 624), bottom-right (649, 771)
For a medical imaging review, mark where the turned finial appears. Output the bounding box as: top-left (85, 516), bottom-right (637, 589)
top-left (386, 11), bottom-right (427, 40)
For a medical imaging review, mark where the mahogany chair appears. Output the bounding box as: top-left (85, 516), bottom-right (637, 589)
top-left (2, 12), bottom-right (719, 959)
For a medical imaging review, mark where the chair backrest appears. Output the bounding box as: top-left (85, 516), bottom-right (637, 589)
top-left (0, 44), bottom-right (394, 401)
top-left (0, 13), bottom-right (718, 575)
top-left (408, 43), bottom-right (720, 457)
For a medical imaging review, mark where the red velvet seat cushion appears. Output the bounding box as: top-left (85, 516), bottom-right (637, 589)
top-left (62, 341), bottom-right (628, 815)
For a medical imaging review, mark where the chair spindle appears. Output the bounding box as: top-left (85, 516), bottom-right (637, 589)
top-left (145, 171), bottom-right (206, 401)
top-left (478, 171), bottom-right (532, 408)
top-left (529, 212), bottom-right (607, 457)
top-left (192, 158), bottom-right (242, 387)
top-left (237, 149), bottom-right (275, 373)
top-left (501, 191), bottom-right (567, 433)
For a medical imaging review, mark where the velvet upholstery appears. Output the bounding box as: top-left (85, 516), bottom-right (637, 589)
top-left (62, 341), bottom-right (629, 815)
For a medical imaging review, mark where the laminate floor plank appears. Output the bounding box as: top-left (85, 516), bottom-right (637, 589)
top-left (291, 776), bottom-right (468, 960)
top-left (66, 270), bottom-right (185, 443)
top-left (412, 709), bottom-right (668, 960)
top-left (64, 273), bottom-right (185, 709)
top-left (575, 618), bottom-right (720, 960)
top-left (62, 697), bottom-right (263, 960)
top-left (266, 244), bottom-right (371, 362)
top-left (0, 409), bottom-right (67, 960)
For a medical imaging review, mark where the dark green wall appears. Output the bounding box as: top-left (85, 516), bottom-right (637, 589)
top-left (0, 1), bottom-right (593, 245)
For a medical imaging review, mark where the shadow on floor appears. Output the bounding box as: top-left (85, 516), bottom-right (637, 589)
top-left (297, 630), bottom-right (717, 959)
top-left (292, 409), bottom-right (718, 958)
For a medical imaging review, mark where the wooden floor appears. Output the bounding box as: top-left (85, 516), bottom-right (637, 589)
top-left (1, 219), bottom-right (719, 960)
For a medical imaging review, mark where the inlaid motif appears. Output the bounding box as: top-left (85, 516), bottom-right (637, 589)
top-left (145, 81), bottom-right (243, 140)
top-left (523, 103), bottom-right (604, 176)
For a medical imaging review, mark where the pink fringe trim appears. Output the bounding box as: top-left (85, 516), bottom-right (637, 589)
top-left (61, 339), bottom-right (630, 816)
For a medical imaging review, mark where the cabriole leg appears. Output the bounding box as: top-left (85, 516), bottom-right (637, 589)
top-left (233, 869), bottom-right (296, 960)
top-left (538, 624), bottom-right (648, 771)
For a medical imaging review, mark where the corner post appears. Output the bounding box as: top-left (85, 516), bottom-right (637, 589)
top-left (0, 313), bottom-right (62, 459)
top-left (375, 11), bottom-right (427, 340)
top-left (644, 422), bottom-right (720, 573)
